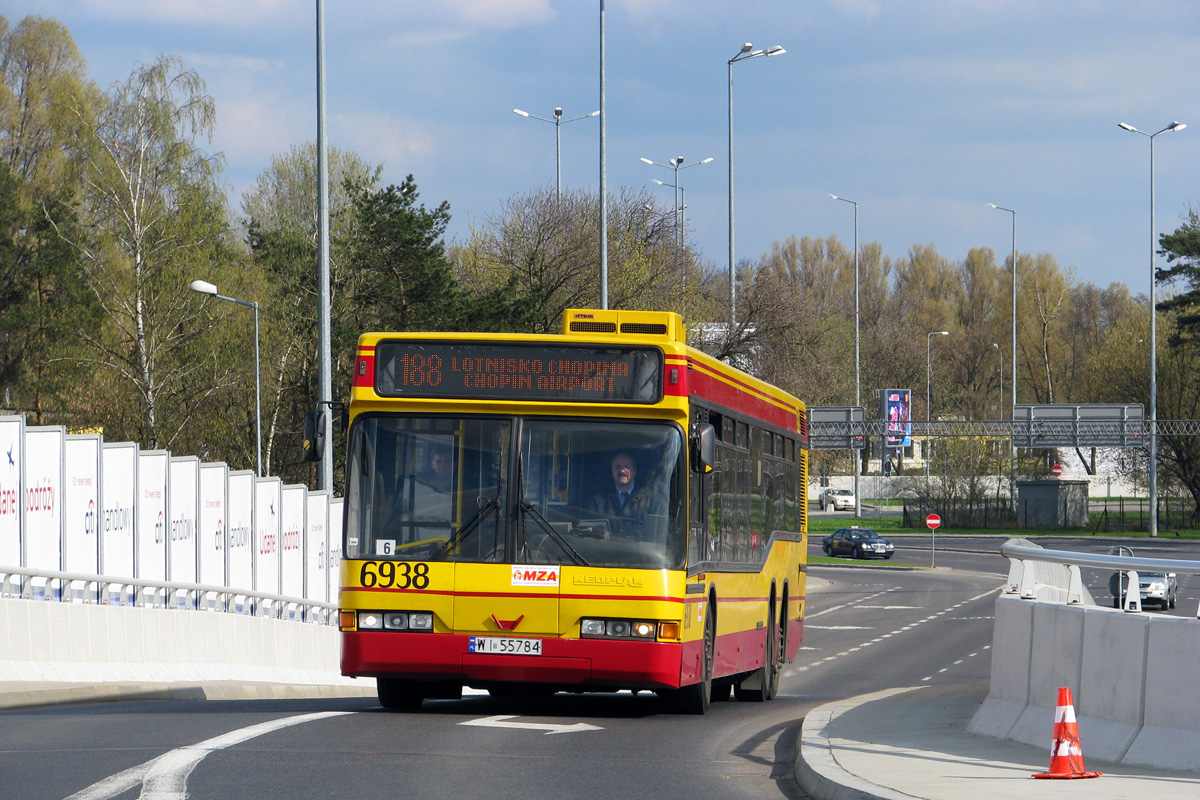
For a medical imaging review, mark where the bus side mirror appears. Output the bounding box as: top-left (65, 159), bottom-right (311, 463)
top-left (302, 408), bottom-right (326, 463)
top-left (692, 423), bottom-right (716, 474)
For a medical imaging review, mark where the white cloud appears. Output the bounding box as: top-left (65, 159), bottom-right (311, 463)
top-left (335, 111), bottom-right (439, 169)
top-left (80, 0), bottom-right (294, 27)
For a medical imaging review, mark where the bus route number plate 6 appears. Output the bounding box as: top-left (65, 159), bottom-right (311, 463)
top-left (469, 636), bottom-right (542, 655)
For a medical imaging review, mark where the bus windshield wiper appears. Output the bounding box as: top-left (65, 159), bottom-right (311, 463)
top-left (432, 496), bottom-right (500, 560)
top-left (520, 502), bottom-right (590, 567)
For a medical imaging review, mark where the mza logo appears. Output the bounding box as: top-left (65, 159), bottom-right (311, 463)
top-left (511, 565), bottom-right (559, 587)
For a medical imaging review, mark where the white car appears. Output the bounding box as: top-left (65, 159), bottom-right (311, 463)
top-left (820, 488), bottom-right (856, 512)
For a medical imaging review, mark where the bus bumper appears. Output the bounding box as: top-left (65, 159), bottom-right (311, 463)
top-left (342, 632), bottom-right (685, 690)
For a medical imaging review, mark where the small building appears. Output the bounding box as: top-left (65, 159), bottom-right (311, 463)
top-left (1017, 479), bottom-right (1089, 527)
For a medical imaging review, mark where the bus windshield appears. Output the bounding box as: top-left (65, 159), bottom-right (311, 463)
top-left (344, 415), bottom-right (686, 570)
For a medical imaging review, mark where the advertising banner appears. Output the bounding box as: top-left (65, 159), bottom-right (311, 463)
top-left (329, 497), bottom-right (343, 602)
top-left (137, 450), bottom-right (169, 581)
top-left (255, 476), bottom-right (281, 595)
top-left (280, 483), bottom-right (305, 601)
top-left (306, 491), bottom-right (328, 603)
top-left (0, 415), bottom-right (23, 567)
top-left (64, 435), bottom-right (101, 574)
top-left (198, 462), bottom-right (227, 588)
top-left (23, 426), bottom-right (64, 573)
top-left (168, 457), bottom-right (198, 584)
top-left (882, 389), bottom-right (912, 448)
top-left (100, 442), bottom-right (136, 579)
top-left (227, 470), bottom-right (254, 595)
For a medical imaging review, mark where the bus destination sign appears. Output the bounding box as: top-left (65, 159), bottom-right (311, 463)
top-left (373, 342), bottom-right (664, 404)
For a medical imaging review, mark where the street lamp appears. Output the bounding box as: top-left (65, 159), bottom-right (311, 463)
top-left (728, 42), bottom-right (785, 325)
top-left (641, 155), bottom-right (712, 248)
top-left (513, 106), bottom-right (599, 199)
top-left (1118, 120), bottom-right (1186, 538)
top-left (926, 331), bottom-right (950, 421)
top-left (988, 202), bottom-right (1018, 510)
top-left (190, 280), bottom-right (262, 477)
top-left (926, 331), bottom-right (949, 476)
top-left (829, 193), bottom-right (860, 516)
top-left (992, 343), bottom-right (1004, 417)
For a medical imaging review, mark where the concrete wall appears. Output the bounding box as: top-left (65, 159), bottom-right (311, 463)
top-left (969, 594), bottom-right (1200, 770)
top-left (0, 596), bottom-right (368, 691)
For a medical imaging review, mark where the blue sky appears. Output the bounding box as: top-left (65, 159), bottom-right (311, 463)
top-left (10, 0), bottom-right (1200, 296)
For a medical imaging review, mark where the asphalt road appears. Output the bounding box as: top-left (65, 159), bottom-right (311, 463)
top-left (0, 539), bottom-right (1108, 800)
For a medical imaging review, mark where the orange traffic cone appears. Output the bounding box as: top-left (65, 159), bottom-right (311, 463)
top-left (1033, 687), bottom-right (1102, 779)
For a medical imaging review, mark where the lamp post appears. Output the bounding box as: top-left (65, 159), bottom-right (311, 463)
top-left (829, 193), bottom-right (860, 516)
top-left (992, 342), bottom-right (1004, 417)
top-left (926, 330), bottom-right (949, 476)
top-left (926, 331), bottom-right (950, 421)
top-left (642, 155), bottom-right (712, 248)
top-left (1118, 120), bottom-right (1186, 538)
top-left (728, 42), bottom-right (785, 325)
top-left (513, 107), bottom-right (599, 199)
top-left (190, 280), bottom-right (261, 477)
top-left (987, 202), bottom-right (1017, 510)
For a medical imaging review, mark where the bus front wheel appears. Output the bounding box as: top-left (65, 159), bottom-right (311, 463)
top-left (377, 678), bottom-right (425, 711)
top-left (665, 603), bottom-right (714, 715)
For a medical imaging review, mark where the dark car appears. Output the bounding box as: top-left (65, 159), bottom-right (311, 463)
top-left (822, 527), bottom-right (895, 560)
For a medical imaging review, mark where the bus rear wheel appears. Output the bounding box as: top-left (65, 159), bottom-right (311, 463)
top-left (734, 605), bottom-right (779, 702)
top-left (377, 678), bottom-right (425, 711)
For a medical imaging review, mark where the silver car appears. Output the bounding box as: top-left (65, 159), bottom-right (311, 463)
top-left (820, 488), bottom-right (856, 512)
top-left (1108, 569), bottom-right (1178, 610)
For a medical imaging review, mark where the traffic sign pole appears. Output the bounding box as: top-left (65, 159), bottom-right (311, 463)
top-left (926, 514), bottom-right (941, 568)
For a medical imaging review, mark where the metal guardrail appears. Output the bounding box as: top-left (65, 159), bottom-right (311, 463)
top-left (0, 566), bottom-right (338, 625)
top-left (998, 538), bottom-right (1200, 617)
top-left (808, 418), bottom-right (1200, 439)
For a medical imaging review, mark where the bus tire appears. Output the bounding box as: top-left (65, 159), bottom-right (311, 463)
top-left (377, 677), bottom-right (425, 711)
top-left (667, 603), bottom-right (714, 715)
top-left (734, 604), bottom-right (779, 702)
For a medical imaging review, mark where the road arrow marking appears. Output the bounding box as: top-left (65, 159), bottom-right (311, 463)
top-left (459, 715), bottom-right (603, 735)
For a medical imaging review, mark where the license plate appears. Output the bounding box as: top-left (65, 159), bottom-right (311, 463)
top-left (469, 636), bottom-right (542, 655)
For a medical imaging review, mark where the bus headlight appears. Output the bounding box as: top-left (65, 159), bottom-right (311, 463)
top-left (408, 612), bottom-right (434, 630)
top-left (358, 612), bottom-right (383, 630)
top-left (581, 618), bottom-right (662, 640)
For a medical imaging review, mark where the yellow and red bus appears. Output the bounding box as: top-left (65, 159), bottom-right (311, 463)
top-left (334, 308), bottom-right (808, 713)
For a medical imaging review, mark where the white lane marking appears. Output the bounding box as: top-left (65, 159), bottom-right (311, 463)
top-left (856, 605), bottom-right (921, 610)
top-left (64, 711), bottom-right (352, 800)
top-left (795, 585), bottom-right (1000, 674)
top-left (806, 625), bottom-right (873, 630)
top-left (459, 715), bottom-right (603, 735)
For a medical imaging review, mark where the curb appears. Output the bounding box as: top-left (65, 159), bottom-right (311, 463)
top-left (795, 687), bottom-right (929, 800)
top-left (0, 681), bottom-right (377, 710)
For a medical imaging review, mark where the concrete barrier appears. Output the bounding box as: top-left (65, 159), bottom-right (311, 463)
top-left (970, 592), bottom-right (1200, 770)
top-left (0, 596), bottom-right (367, 691)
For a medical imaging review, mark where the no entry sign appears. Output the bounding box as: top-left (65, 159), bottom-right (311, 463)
top-left (1052, 464), bottom-right (1063, 477)
top-left (926, 514), bottom-right (941, 530)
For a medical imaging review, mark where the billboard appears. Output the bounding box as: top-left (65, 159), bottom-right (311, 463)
top-left (227, 470), bottom-right (254, 595)
top-left (280, 483), bottom-right (306, 602)
top-left (329, 497), bottom-right (343, 603)
top-left (198, 462), bottom-right (227, 588)
top-left (64, 435), bottom-right (101, 575)
top-left (24, 426), bottom-right (64, 573)
top-left (101, 442), bottom-right (137, 580)
top-left (882, 389), bottom-right (912, 448)
top-left (255, 476), bottom-right (281, 595)
top-left (306, 491), bottom-right (329, 603)
top-left (168, 456), bottom-right (198, 585)
top-left (137, 450), bottom-right (169, 581)
top-left (0, 415), bottom-right (23, 568)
